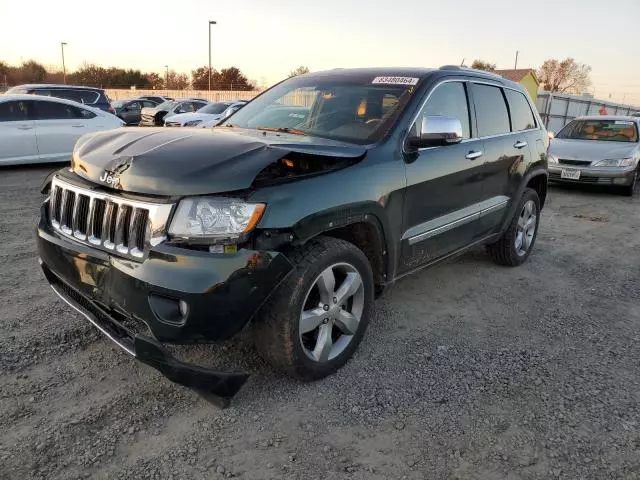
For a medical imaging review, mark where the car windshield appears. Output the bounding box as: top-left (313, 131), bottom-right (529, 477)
top-left (198, 102), bottom-right (231, 114)
top-left (156, 101), bottom-right (176, 110)
top-left (218, 74), bottom-right (421, 144)
top-left (557, 119), bottom-right (639, 142)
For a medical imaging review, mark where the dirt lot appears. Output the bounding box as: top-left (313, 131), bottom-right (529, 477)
top-left (1, 165), bottom-right (639, 480)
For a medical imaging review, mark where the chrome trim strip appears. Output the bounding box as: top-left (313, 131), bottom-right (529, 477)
top-left (50, 283), bottom-right (136, 357)
top-left (404, 196), bottom-right (510, 245)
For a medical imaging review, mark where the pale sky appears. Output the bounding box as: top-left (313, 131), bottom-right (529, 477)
top-left (1, 0), bottom-right (639, 104)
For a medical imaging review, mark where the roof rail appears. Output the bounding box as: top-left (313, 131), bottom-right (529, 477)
top-left (439, 65), bottom-right (503, 79)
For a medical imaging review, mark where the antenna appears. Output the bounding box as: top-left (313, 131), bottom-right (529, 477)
top-left (460, 58), bottom-right (465, 67)
top-left (514, 51), bottom-right (519, 69)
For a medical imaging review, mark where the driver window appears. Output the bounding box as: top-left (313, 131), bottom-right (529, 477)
top-left (420, 82), bottom-right (471, 139)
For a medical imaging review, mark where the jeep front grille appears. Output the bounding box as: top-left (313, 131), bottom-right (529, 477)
top-left (49, 176), bottom-right (173, 260)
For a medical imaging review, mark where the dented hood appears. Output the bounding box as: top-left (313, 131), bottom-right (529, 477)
top-left (71, 127), bottom-right (366, 196)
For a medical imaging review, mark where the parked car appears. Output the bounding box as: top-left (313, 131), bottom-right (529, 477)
top-left (164, 101), bottom-right (246, 127)
top-left (548, 115), bottom-right (640, 195)
top-left (5, 84), bottom-right (115, 114)
top-left (112, 98), bottom-right (160, 125)
top-left (139, 99), bottom-right (208, 126)
top-left (138, 95), bottom-right (173, 104)
top-left (36, 66), bottom-right (548, 405)
top-left (0, 94), bottom-right (124, 165)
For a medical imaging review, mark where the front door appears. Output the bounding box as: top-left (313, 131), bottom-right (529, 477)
top-left (32, 100), bottom-right (88, 162)
top-left (0, 100), bottom-right (39, 165)
top-left (399, 80), bottom-right (487, 274)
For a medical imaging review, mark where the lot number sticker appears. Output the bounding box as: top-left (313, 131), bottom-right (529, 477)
top-left (372, 76), bottom-right (419, 86)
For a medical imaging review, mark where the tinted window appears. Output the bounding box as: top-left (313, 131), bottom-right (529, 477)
top-left (34, 101), bottom-right (90, 120)
top-left (506, 89), bottom-right (536, 131)
top-left (472, 84), bottom-right (510, 137)
top-left (199, 102), bottom-right (231, 114)
top-left (422, 82), bottom-right (471, 139)
top-left (0, 100), bottom-right (32, 122)
top-left (60, 89), bottom-right (100, 104)
top-left (142, 100), bottom-right (157, 108)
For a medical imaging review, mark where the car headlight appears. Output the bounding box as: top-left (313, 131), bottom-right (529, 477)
top-left (184, 120), bottom-right (203, 127)
top-left (168, 198), bottom-right (266, 243)
top-left (592, 158), bottom-right (635, 167)
top-left (547, 154), bottom-right (558, 164)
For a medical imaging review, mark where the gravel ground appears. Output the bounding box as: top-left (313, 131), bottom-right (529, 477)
top-left (1, 165), bottom-right (639, 480)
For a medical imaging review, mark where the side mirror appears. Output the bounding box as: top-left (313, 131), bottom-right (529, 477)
top-left (408, 115), bottom-right (463, 148)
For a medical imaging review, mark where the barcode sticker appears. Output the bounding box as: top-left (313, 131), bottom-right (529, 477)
top-left (372, 76), bottom-right (419, 86)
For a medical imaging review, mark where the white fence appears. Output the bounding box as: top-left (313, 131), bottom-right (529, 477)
top-left (105, 89), bottom-right (262, 102)
top-left (537, 92), bottom-right (640, 133)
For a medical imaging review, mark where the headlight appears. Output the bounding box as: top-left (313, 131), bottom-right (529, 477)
top-left (547, 154), bottom-right (558, 164)
top-left (184, 120), bottom-right (203, 127)
top-left (168, 198), bottom-right (266, 243)
top-left (592, 158), bottom-right (634, 167)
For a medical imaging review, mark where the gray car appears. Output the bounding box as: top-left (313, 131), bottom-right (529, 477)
top-left (548, 115), bottom-right (640, 195)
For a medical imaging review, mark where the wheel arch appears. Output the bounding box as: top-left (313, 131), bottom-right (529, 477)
top-left (501, 167), bottom-right (548, 232)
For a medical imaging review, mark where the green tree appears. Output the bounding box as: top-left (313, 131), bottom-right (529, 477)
top-left (191, 66), bottom-right (213, 90)
top-left (144, 72), bottom-right (164, 89)
top-left (18, 60), bottom-right (47, 83)
top-left (471, 60), bottom-right (496, 72)
top-left (538, 58), bottom-right (592, 94)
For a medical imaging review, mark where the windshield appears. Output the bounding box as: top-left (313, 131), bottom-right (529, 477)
top-left (156, 101), bottom-right (176, 111)
top-left (557, 119), bottom-right (639, 142)
top-left (199, 102), bottom-right (231, 114)
top-left (219, 74), bottom-right (421, 144)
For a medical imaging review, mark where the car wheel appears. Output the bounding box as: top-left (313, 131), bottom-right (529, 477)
top-left (486, 188), bottom-right (541, 266)
top-left (253, 236), bottom-right (374, 381)
top-left (622, 169), bottom-right (638, 196)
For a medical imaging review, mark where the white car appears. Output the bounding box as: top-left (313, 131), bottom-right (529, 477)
top-left (0, 94), bottom-right (124, 165)
top-left (165, 101), bottom-right (247, 127)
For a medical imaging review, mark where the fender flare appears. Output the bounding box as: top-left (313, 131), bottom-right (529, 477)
top-left (501, 166), bottom-right (548, 232)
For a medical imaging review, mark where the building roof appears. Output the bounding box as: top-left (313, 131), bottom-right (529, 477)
top-left (495, 69), bottom-right (539, 85)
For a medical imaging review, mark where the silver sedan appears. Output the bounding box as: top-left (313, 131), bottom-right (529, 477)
top-left (548, 115), bottom-right (640, 196)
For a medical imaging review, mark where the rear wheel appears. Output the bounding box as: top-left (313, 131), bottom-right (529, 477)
top-left (253, 237), bottom-right (374, 381)
top-left (486, 188), bottom-right (540, 266)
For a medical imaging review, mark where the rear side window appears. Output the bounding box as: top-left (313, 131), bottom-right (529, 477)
top-left (0, 101), bottom-right (33, 121)
top-left (422, 82), bottom-right (471, 139)
top-left (505, 89), bottom-right (537, 131)
top-left (472, 84), bottom-right (510, 137)
top-left (33, 100), bottom-right (93, 120)
top-left (61, 89), bottom-right (101, 105)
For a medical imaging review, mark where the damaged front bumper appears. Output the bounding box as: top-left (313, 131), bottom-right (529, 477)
top-left (44, 267), bottom-right (248, 407)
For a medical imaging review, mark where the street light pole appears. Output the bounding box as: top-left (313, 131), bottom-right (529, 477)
top-left (208, 20), bottom-right (216, 90)
top-left (61, 42), bottom-right (67, 84)
top-left (165, 65), bottom-right (169, 91)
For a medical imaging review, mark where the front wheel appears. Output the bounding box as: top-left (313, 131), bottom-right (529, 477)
top-left (622, 169), bottom-right (637, 196)
top-left (486, 188), bottom-right (541, 266)
top-left (253, 237), bottom-right (374, 381)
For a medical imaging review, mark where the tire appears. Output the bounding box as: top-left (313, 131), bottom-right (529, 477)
top-left (486, 188), bottom-right (541, 266)
top-left (621, 169), bottom-right (637, 196)
top-left (253, 236), bottom-right (374, 381)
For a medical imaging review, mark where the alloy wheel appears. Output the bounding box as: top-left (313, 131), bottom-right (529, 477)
top-left (299, 263), bottom-right (365, 363)
top-left (515, 200), bottom-right (537, 256)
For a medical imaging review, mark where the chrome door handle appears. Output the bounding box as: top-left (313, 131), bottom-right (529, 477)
top-left (465, 150), bottom-right (483, 160)
top-left (17, 124), bottom-right (33, 130)
top-left (514, 140), bottom-right (528, 149)
top-left (71, 124), bottom-right (85, 128)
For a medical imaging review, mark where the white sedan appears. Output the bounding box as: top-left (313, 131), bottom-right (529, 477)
top-left (164, 101), bottom-right (247, 127)
top-left (0, 94), bottom-right (124, 165)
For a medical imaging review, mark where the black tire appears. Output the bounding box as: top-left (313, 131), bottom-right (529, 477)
top-left (486, 188), bottom-right (541, 266)
top-left (621, 169), bottom-right (637, 196)
top-left (253, 236), bottom-right (374, 381)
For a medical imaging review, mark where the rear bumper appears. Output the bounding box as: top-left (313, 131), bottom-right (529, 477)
top-left (549, 165), bottom-right (636, 185)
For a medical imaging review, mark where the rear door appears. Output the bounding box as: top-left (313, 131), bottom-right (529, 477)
top-left (0, 100), bottom-right (38, 165)
top-left (399, 80), bottom-right (488, 273)
top-left (123, 101), bottom-right (141, 124)
top-left (32, 100), bottom-right (90, 162)
top-left (469, 83), bottom-right (527, 235)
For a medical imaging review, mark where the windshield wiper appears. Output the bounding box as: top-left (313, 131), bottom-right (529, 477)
top-left (255, 126), bottom-right (307, 136)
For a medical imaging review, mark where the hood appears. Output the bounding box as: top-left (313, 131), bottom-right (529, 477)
top-left (70, 127), bottom-right (367, 196)
top-left (549, 138), bottom-right (638, 162)
top-left (164, 112), bottom-right (221, 124)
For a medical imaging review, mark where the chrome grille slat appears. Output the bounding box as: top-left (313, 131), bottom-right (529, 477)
top-left (49, 177), bottom-right (173, 261)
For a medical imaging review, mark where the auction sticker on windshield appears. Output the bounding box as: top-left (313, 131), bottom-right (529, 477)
top-left (372, 76), bottom-right (419, 85)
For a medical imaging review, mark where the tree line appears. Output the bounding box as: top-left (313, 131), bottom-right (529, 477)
top-left (0, 60), bottom-right (277, 90)
top-left (469, 58), bottom-right (592, 95)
